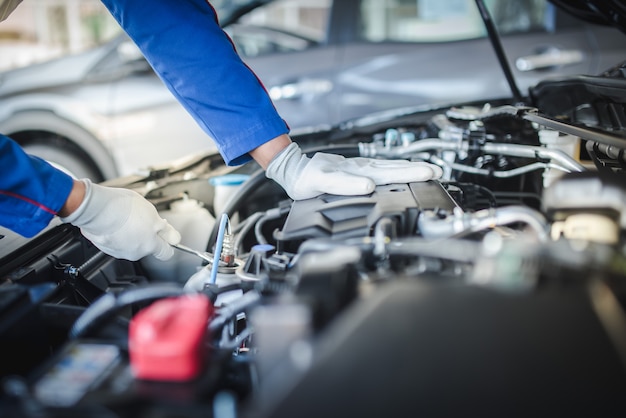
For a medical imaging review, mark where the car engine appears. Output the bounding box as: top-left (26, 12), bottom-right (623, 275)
top-left (1, 94), bottom-right (626, 416)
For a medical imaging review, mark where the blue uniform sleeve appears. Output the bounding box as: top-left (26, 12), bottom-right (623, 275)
top-left (0, 134), bottom-right (74, 237)
top-left (100, 0), bottom-right (290, 166)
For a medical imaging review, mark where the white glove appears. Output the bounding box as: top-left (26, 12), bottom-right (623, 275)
top-left (266, 143), bottom-right (443, 200)
top-left (60, 179), bottom-right (181, 261)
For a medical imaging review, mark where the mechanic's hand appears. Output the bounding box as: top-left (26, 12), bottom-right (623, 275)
top-left (266, 142), bottom-right (443, 200)
top-left (60, 179), bottom-right (181, 261)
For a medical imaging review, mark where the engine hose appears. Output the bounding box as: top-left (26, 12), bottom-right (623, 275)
top-left (481, 143), bottom-right (585, 173)
top-left (359, 138), bottom-right (460, 158)
top-left (387, 237), bottom-right (481, 263)
top-left (69, 283), bottom-right (187, 339)
top-left (234, 211), bottom-right (265, 254)
top-left (417, 206), bottom-right (549, 241)
top-left (208, 290), bottom-right (262, 333)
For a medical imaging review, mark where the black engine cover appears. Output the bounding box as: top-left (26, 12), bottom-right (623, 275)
top-left (275, 181), bottom-right (457, 245)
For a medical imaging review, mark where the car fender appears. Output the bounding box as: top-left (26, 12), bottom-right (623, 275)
top-left (0, 95), bottom-right (118, 180)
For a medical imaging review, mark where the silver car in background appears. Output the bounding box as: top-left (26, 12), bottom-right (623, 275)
top-left (0, 0), bottom-right (624, 180)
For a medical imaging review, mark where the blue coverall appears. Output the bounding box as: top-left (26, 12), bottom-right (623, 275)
top-left (0, 0), bottom-right (289, 238)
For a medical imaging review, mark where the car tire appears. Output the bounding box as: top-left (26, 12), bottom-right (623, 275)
top-left (22, 142), bottom-right (104, 182)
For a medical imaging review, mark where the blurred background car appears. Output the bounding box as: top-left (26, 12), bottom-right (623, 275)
top-left (0, 0), bottom-right (624, 181)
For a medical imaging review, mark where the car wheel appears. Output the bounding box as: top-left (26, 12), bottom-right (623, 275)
top-left (22, 141), bottom-right (104, 182)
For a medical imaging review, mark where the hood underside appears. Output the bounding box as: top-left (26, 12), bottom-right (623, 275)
top-left (550, 0), bottom-right (626, 33)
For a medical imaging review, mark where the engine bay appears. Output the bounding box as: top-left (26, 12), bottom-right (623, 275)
top-left (2, 96), bottom-right (626, 416)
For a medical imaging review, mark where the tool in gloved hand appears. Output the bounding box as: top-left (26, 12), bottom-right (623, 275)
top-left (265, 142), bottom-right (443, 200)
top-left (170, 243), bottom-right (214, 264)
top-left (61, 179), bottom-right (181, 261)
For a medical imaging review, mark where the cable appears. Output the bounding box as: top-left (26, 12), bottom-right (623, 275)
top-left (233, 211), bottom-right (265, 255)
top-left (417, 206), bottom-right (549, 241)
top-left (254, 205), bottom-right (292, 246)
top-left (254, 214), bottom-right (270, 245)
top-left (430, 155), bottom-right (573, 178)
top-left (208, 290), bottom-right (262, 333)
top-left (210, 213), bottom-right (230, 285)
top-left (69, 283), bottom-right (186, 340)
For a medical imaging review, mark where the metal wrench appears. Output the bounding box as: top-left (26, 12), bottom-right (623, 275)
top-left (171, 243), bottom-right (214, 264)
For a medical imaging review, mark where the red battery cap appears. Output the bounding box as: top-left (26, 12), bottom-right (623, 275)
top-left (129, 294), bottom-right (213, 381)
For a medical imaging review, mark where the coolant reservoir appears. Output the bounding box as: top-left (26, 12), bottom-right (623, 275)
top-left (209, 174), bottom-right (250, 222)
top-left (141, 197), bottom-right (216, 283)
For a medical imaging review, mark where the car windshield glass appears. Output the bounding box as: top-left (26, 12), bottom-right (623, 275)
top-left (237, 0), bottom-right (331, 44)
top-left (359, 0), bottom-right (551, 43)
